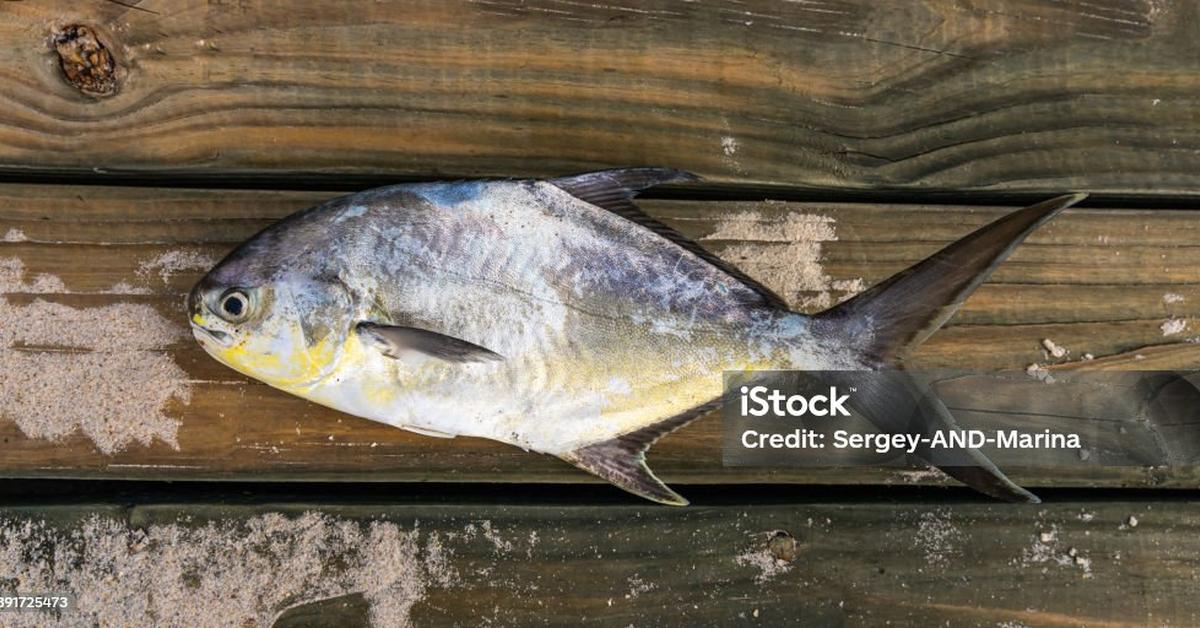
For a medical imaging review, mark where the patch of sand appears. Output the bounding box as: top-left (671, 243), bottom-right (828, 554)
top-left (701, 207), bottom-right (864, 311)
top-left (0, 257), bottom-right (187, 454)
top-left (0, 511), bottom-right (452, 627)
top-left (137, 250), bottom-right (216, 285)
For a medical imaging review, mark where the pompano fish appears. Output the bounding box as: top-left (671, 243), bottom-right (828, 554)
top-left (188, 168), bottom-right (1085, 505)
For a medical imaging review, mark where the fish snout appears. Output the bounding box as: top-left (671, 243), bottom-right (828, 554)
top-left (187, 281), bottom-right (206, 323)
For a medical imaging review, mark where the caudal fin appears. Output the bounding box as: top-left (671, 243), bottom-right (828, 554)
top-left (813, 194), bottom-right (1087, 503)
top-left (814, 194), bottom-right (1086, 367)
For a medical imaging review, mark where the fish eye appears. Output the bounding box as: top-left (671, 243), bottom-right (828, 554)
top-left (218, 290), bottom-right (250, 321)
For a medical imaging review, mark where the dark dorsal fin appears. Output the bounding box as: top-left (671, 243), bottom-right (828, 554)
top-left (561, 399), bottom-right (721, 506)
top-left (549, 168), bottom-right (792, 311)
top-left (549, 167), bottom-right (697, 209)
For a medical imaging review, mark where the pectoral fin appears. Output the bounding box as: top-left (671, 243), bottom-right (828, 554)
top-left (356, 322), bottom-right (503, 363)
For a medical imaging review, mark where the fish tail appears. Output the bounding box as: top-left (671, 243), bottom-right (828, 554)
top-left (809, 193), bottom-right (1088, 503)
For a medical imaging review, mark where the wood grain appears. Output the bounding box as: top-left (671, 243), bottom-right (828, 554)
top-left (2, 183), bottom-right (1200, 487)
top-left (0, 498), bottom-right (1193, 626)
top-left (0, 1), bottom-right (1197, 193)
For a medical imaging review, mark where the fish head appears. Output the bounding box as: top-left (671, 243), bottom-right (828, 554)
top-left (188, 255), bottom-right (354, 390)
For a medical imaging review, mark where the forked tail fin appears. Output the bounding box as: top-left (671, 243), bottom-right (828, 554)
top-left (814, 194), bottom-right (1086, 367)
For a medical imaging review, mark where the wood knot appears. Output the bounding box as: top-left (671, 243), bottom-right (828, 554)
top-left (767, 530), bottom-right (797, 562)
top-left (52, 25), bottom-right (118, 98)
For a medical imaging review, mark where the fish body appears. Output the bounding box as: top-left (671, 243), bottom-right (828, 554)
top-left (195, 178), bottom-right (850, 452)
top-left (190, 168), bottom-right (1084, 505)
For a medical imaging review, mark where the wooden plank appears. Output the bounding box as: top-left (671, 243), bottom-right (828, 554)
top-left (0, 498), bottom-right (1192, 626)
top-left (0, 1), bottom-right (1198, 193)
top-left (2, 183), bottom-right (1200, 486)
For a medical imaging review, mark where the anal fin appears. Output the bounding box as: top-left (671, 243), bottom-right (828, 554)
top-left (564, 441), bottom-right (688, 506)
top-left (561, 401), bottom-right (718, 506)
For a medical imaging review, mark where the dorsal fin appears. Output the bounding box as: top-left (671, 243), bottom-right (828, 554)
top-left (549, 167), bottom-right (696, 209)
top-left (549, 168), bottom-right (791, 310)
top-left (561, 400), bottom-right (720, 506)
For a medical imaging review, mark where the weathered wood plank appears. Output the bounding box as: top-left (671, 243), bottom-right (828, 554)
top-left (0, 1), bottom-right (1198, 193)
top-left (0, 498), bottom-right (1191, 626)
top-left (2, 183), bottom-right (1200, 486)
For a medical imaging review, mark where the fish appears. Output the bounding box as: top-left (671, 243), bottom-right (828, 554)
top-left (188, 168), bottom-right (1085, 505)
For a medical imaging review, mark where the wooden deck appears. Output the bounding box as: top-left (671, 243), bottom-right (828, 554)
top-left (0, 490), bottom-right (1192, 626)
top-left (1, 1), bottom-right (1199, 194)
top-left (1, 1), bottom-right (1198, 625)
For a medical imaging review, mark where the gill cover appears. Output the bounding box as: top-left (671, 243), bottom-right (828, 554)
top-left (202, 276), bottom-right (354, 390)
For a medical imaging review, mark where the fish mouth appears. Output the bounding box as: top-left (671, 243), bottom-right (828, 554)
top-left (191, 324), bottom-right (232, 348)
